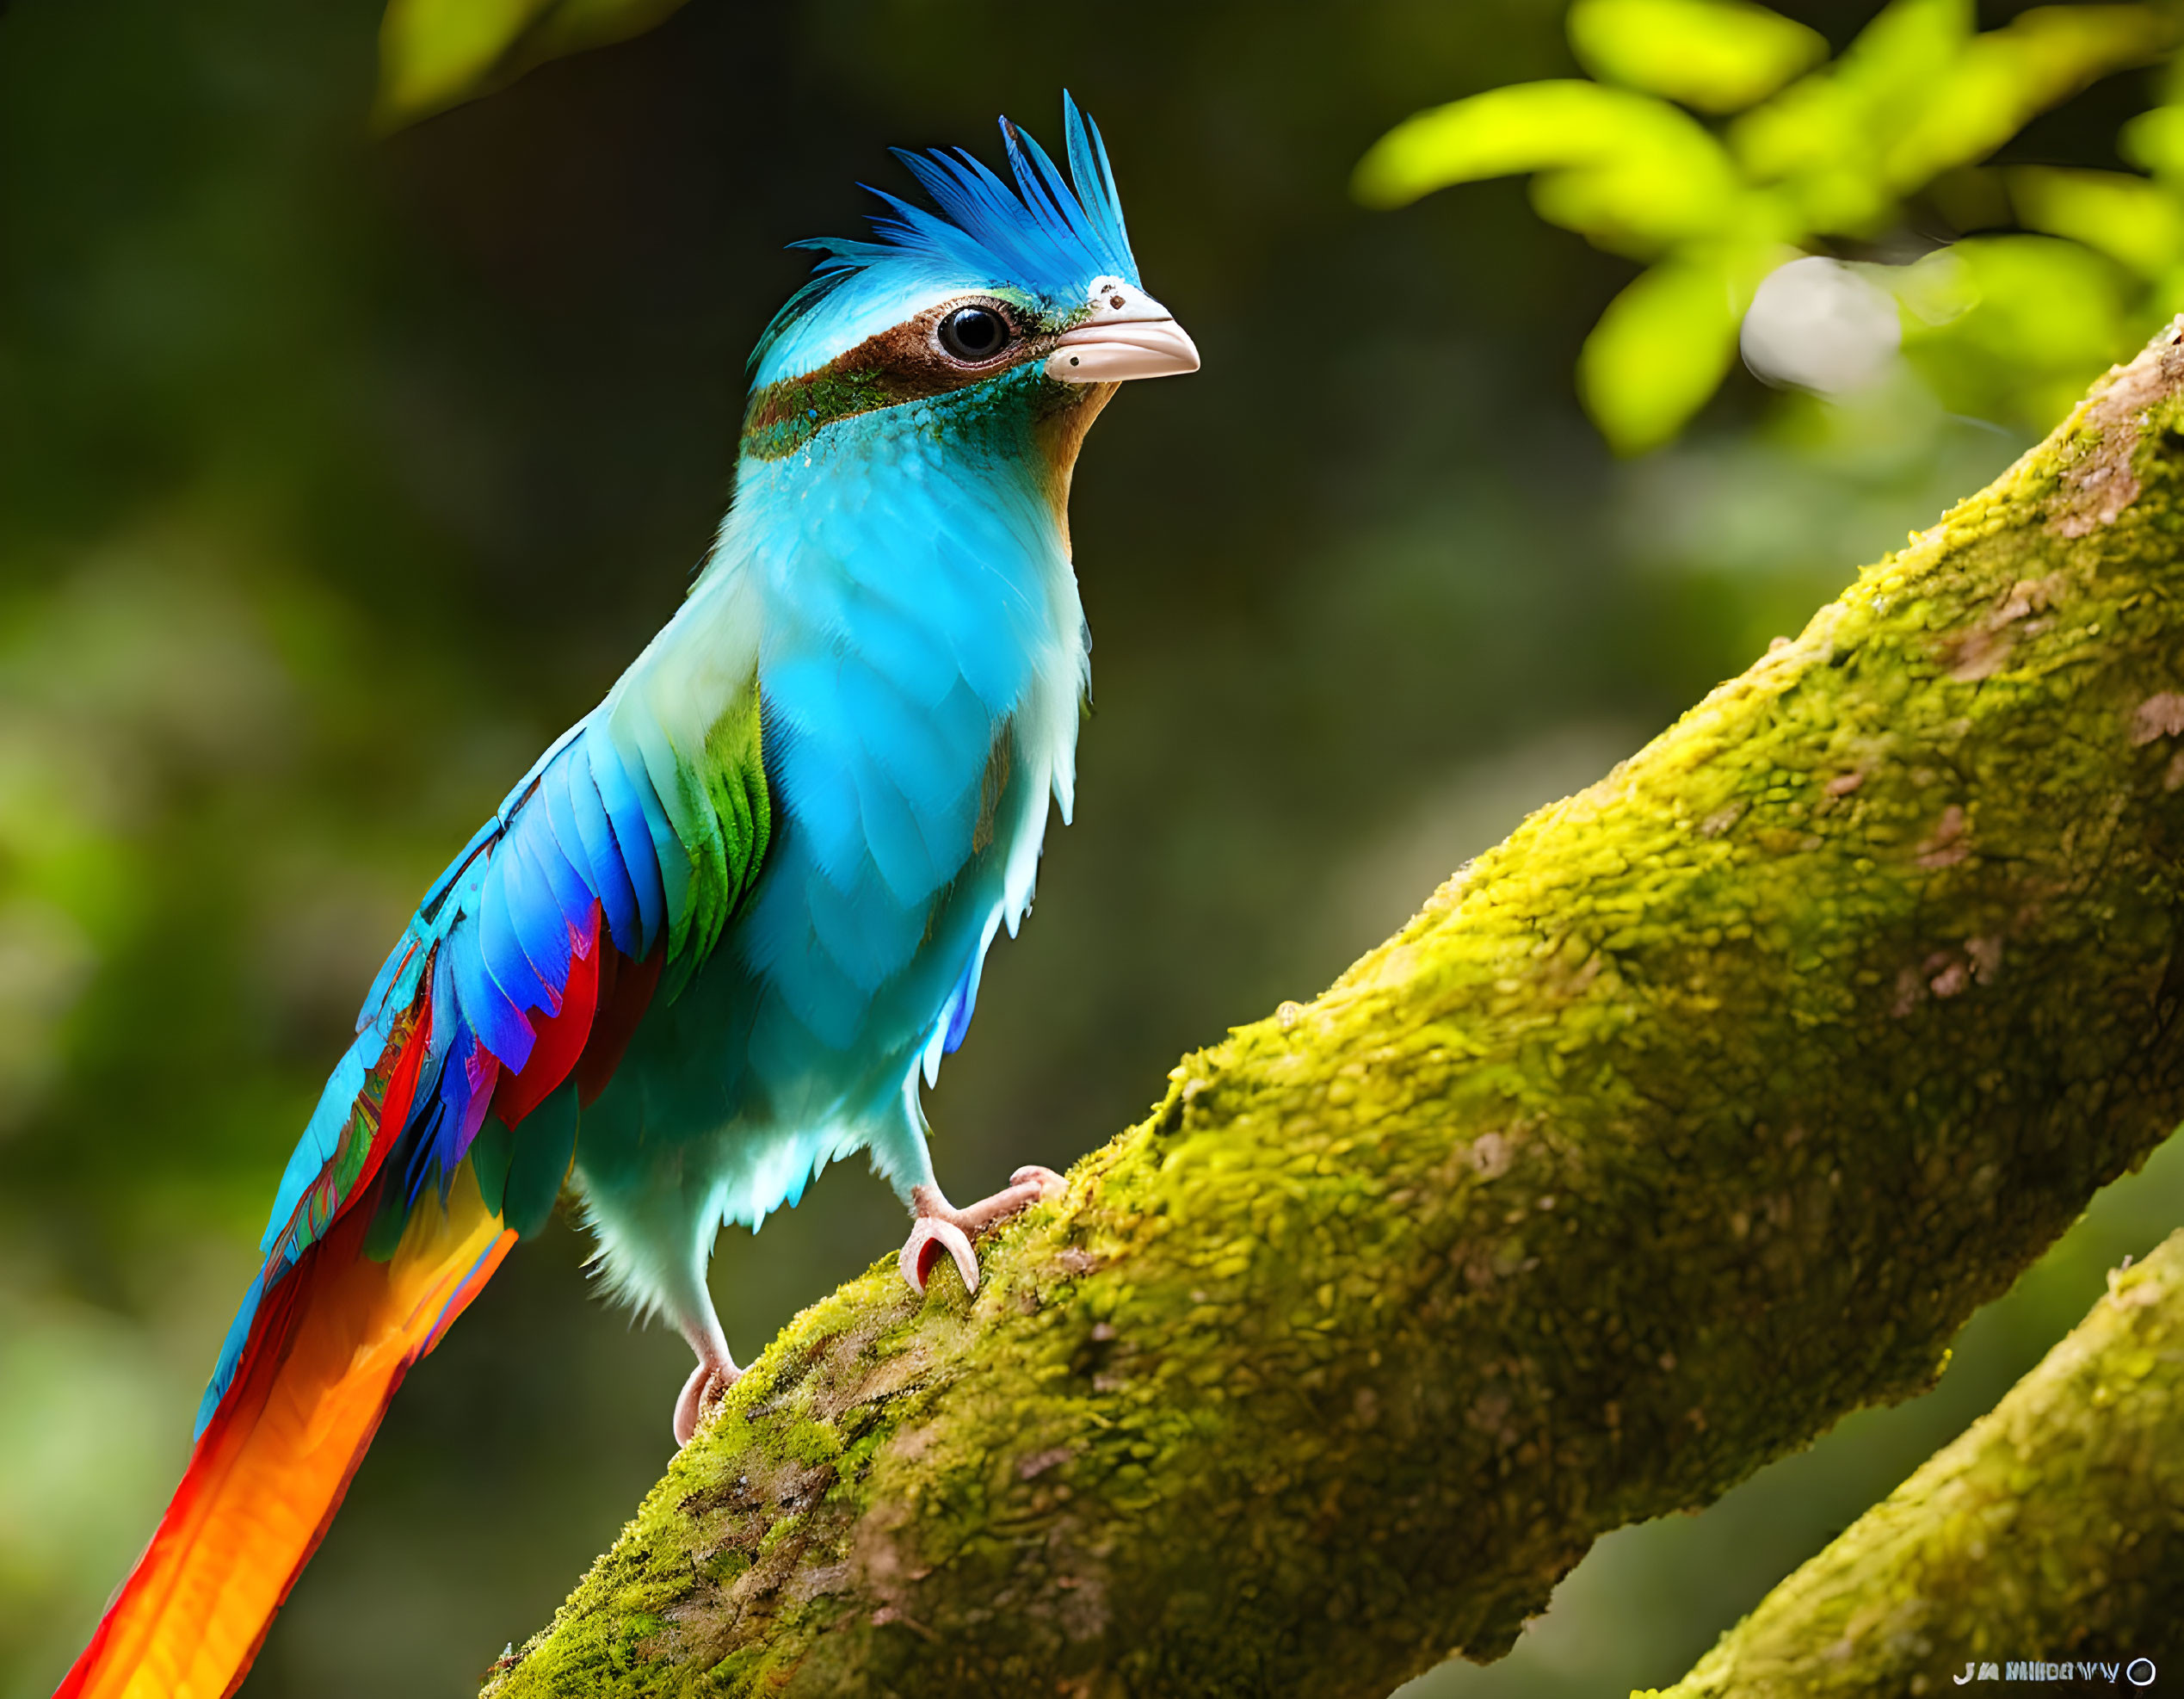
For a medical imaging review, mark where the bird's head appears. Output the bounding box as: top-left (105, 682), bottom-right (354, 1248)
top-left (740, 96), bottom-right (1196, 489)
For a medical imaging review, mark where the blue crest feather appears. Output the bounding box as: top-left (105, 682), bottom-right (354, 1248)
top-left (751, 95), bottom-right (1141, 387)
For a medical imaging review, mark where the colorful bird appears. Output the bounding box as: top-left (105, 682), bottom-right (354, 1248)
top-left (59, 96), bottom-right (1195, 1699)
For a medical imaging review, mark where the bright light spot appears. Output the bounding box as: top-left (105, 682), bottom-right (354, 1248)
top-left (1740, 256), bottom-right (1901, 395)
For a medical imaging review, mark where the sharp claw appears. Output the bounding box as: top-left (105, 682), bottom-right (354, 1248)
top-left (674, 1361), bottom-right (710, 1448)
top-left (1009, 1164), bottom-right (1066, 1202)
top-left (900, 1217), bottom-right (980, 1295)
top-left (942, 1220), bottom-right (978, 1289)
top-left (673, 1357), bottom-right (740, 1448)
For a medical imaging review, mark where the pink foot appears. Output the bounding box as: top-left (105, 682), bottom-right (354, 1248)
top-left (898, 1165), bottom-right (1066, 1295)
top-left (673, 1354), bottom-right (740, 1447)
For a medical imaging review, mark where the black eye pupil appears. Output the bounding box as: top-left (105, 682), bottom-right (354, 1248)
top-left (940, 306), bottom-right (1009, 362)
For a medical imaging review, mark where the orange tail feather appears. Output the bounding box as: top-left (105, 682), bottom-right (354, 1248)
top-left (58, 1165), bottom-right (514, 1699)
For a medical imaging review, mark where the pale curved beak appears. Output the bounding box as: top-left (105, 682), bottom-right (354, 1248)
top-left (1045, 283), bottom-right (1200, 383)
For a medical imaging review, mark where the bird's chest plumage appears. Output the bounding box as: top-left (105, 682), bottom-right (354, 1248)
top-left (592, 409), bottom-right (1086, 1193)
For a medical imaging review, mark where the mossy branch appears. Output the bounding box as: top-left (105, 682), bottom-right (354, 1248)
top-left (485, 324), bottom-right (2184, 1698)
top-left (1644, 1228), bottom-right (2184, 1694)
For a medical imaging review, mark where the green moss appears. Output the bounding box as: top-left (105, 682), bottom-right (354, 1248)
top-left (1644, 1230), bottom-right (2184, 1694)
top-left (485, 327), bottom-right (2184, 1697)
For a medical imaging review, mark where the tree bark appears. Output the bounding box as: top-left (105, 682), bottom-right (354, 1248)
top-left (1644, 1228), bottom-right (2184, 1694)
top-left (484, 324), bottom-right (2184, 1699)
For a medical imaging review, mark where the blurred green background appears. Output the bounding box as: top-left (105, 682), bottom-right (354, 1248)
top-left (3, 0), bottom-right (2181, 1693)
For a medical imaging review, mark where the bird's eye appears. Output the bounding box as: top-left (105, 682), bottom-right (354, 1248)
top-left (938, 305), bottom-right (1011, 364)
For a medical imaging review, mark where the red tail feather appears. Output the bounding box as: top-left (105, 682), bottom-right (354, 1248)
top-left (56, 1163), bottom-right (514, 1699)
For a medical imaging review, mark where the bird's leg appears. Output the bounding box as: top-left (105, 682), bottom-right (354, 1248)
top-left (671, 1317), bottom-right (740, 1448)
top-left (898, 1165), bottom-right (1066, 1295)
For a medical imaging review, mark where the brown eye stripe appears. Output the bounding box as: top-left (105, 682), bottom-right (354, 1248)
top-left (741, 302), bottom-right (1057, 460)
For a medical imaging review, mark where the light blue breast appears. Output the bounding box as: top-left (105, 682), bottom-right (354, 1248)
top-left (574, 372), bottom-right (1087, 1266)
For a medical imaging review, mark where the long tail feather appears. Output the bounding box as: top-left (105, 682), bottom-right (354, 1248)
top-left (56, 1164), bottom-right (514, 1699)
top-left (58, 687), bottom-right (711, 1693)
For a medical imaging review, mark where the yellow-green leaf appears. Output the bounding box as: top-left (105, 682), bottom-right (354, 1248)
top-left (377, 0), bottom-right (691, 127)
top-left (1577, 257), bottom-right (1748, 453)
top-left (2008, 166), bottom-right (2184, 281)
top-left (1882, 6), bottom-right (2173, 192)
top-left (1353, 81), bottom-right (1739, 256)
top-left (1731, 0), bottom-right (1967, 204)
top-left (1897, 236), bottom-right (2137, 430)
top-left (2122, 103), bottom-right (2184, 181)
top-left (1567, 0), bottom-right (1827, 115)
top-left (1731, 0), bottom-right (2168, 235)
top-left (1524, 163), bottom-right (1741, 260)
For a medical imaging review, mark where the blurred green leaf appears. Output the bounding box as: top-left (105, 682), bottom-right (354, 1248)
top-left (1883, 6), bottom-right (2173, 191)
top-left (1578, 255), bottom-right (1751, 452)
top-left (376, 0), bottom-right (690, 127)
top-left (1728, 0), bottom-right (2166, 229)
top-left (1730, 0), bottom-right (1970, 231)
top-left (2009, 165), bottom-right (2184, 280)
top-left (1354, 82), bottom-right (1740, 256)
top-left (1897, 236), bottom-right (2136, 429)
top-left (1823, 0), bottom-right (1974, 113)
top-left (1922, 164), bottom-right (2014, 235)
top-left (1361, 0), bottom-right (2179, 455)
top-left (2123, 102), bottom-right (2184, 179)
top-left (1568, 0), bottom-right (1827, 114)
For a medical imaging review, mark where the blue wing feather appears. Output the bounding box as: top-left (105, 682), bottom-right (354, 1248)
top-left (449, 912), bottom-right (536, 1073)
top-left (478, 858), bottom-right (556, 1022)
top-left (615, 708), bottom-right (703, 953)
top-left (583, 734), bottom-right (669, 955)
top-left (212, 687), bottom-right (774, 1415)
top-left (522, 812), bottom-right (597, 940)
top-left (499, 831), bottom-right (575, 1004)
top-left (544, 751), bottom-right (642, 955)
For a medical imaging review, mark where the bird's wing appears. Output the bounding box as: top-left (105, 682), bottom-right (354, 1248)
top-left (58, 677), bottom-right (769, 1699)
